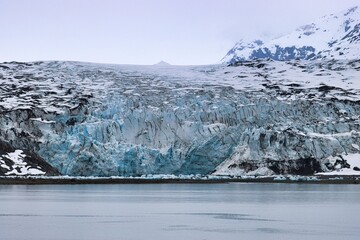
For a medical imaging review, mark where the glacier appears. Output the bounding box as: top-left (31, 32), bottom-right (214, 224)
top-left (1, 59), bottom-right (360, 176)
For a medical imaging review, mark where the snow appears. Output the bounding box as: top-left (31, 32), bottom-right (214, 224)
top-left (0, 160), bottom-right (10, 170)
top-left (308, 132), bottom-right (353, 139)
top-left (30, 118), bottom-right (56, 124)
top-left (1, 58), bottom-right (360, 177)
top-left (351, 144), bottom-right (360, 150)
top-left (0, 150), bottom-right (46, 176)
top-left (223, 5), bottom-right (360, 62)
top-left (317, 153), bottom-right (360, 175)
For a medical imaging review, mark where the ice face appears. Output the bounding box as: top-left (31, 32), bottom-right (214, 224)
top-left (0, 60), bottom-right (360, 176)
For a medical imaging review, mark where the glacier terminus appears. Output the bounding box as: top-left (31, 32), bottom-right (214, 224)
top-left (1, 59), bottom-right (360, 177)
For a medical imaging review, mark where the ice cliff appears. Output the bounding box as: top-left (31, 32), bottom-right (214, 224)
top-left (0, 60), bottom-right (360, 176)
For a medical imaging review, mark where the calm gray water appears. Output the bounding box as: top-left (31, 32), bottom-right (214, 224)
top-left (0, 183), bottom-right (359, 240)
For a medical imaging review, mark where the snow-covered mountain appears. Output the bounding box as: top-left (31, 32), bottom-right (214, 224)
top-left (1, 60), bottom-right (360, 177)
top-left (223, 6), bottom-right (360, 63)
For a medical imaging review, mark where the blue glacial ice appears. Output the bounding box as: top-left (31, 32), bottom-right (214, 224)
top-left (1, 60), bottom-right (360, 176)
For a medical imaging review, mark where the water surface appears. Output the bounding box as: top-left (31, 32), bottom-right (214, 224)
top-left (0, 183), bottom-right (359, 240)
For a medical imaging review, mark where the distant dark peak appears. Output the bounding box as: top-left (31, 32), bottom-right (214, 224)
top-left (253, 40), bottom-right (264, 46)
top-left (344, 6), bottom-right (358, 16)
top-left (154, 61), bottom-right (171, 66)
top-left (345, 19), bottom-right (352, 32)
top-left (341, 23), bottom-right (360, 43)
top-left (304, 31), bottom-right (314, 36)
top-left (298, 23), bottom-right (315, 31)
top-left (328, 40), bottom-right (338, 47)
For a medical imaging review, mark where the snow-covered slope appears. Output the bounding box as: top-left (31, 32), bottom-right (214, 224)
top-left (223, 6), bottom-right (360, 63)
top-left (1, 60), bottom-right (360, 176)
top-left (0, 140), bottom-right (60, 176)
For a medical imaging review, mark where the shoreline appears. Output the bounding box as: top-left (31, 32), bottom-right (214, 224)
top-left (0, 175), bottom-right (359, 185)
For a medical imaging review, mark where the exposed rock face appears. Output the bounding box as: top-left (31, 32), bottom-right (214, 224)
top-left (0, 140), bottom-right (60, 176)
top-left (0, 60), bottom-right (360, 176)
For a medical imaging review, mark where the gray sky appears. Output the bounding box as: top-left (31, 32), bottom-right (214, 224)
top-left (1, 0), bottom-right (359, 65)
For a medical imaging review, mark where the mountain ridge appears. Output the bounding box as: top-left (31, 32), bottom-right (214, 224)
top-left (222, 6), bottom-right (360, 63)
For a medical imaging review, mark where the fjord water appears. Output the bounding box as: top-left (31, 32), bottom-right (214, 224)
top-left (0, 183), bottom-right (359, 240)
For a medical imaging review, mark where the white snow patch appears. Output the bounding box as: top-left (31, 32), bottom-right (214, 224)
top-left (0, 150), bottom-right (46, 176)
top-left (318, 153), bottom-right (360, 175)
top-left (30, 118), bottom-right (56, 124)
top-left (351, 144), bottom-right (360, 151)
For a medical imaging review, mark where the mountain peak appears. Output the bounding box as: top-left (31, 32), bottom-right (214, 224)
top-left (154, 61), bottom-right (171, 66)
top-left (344, 6), bottom-right (358, 16)
top-left (223, 6), bottom-right (360, 63)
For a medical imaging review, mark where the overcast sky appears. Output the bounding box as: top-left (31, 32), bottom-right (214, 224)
top-left (1, 0), bottom-right (359, 65)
